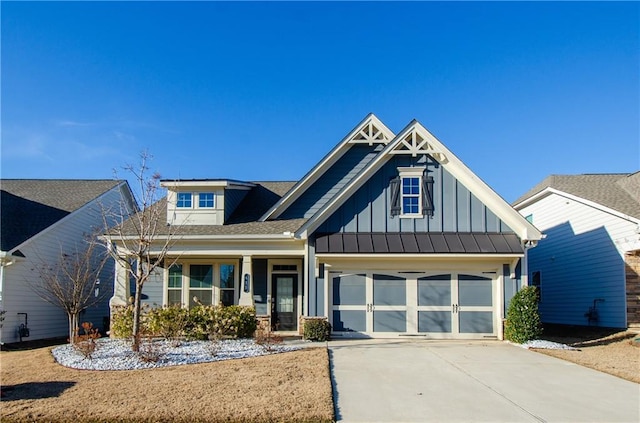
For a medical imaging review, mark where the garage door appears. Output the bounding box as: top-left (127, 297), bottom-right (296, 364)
top-left (331, 271), bottom-right (496, 338)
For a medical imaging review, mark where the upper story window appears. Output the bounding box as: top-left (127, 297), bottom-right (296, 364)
top-left (198, 192), bottom-right (215, 208)
top-left (402, 177), bottom-right (421, 215)
top-left (390, 167), bottom-right (434, 219)
top-left (177, 192), bottom-right (192, 208)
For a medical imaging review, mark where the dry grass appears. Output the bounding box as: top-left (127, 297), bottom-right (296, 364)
top-left (532, 329), bottom-right (640, 384)
top-left (0, 346), bottom-right (334, 423)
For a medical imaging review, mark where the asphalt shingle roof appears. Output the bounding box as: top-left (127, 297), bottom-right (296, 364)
top-left (1, 179), bottom-right (122, 251)
top-left (514, 173), bottom-right (640, 220)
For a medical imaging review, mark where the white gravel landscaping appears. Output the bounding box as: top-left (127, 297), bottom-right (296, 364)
top-left (52, 338), bottom-right (302, 370)
top-left (519, 339), bottom-right (579, 350)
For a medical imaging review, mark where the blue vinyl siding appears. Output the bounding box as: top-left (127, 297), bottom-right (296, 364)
top-left (280, 144), bottom-right (384, 219)
top-left (316, 154), bottom-right (514, 234)
top-left (224, 188), bottom-right (249, 222)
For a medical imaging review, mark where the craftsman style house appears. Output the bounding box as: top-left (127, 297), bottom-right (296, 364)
top-left (0, 179), bottom-right (136, 344)
top-left (110, 114), bottom-right (541, 339)
top-left (514, 173), bottom-right (640, 329)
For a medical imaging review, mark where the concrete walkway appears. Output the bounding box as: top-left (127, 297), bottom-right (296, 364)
top-left (329, 339), bottom-right (640, 423)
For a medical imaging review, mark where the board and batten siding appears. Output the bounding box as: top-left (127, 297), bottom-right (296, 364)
top-left (224, 188), bottom-right (250, 223)
top-left (518, 193), bottom-right (636, 328)
top-left (1, 187), bottom-right (123, 344)
top-left (317, 154), bottom-right (513, 234)
top-left (280, 144), bottom-right (385, 219)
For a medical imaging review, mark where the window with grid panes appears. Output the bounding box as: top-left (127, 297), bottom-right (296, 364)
top-left (189, 264), bottom-right (213, 307)
top-left (168, 264), bottom-right (183, 305)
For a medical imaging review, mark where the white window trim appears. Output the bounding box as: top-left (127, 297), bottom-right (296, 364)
top-left (398, 167), bottom-right (425, 218)
top-left (176, 192), bottom-right (193, 209)
top-left (163, 259), bottom-right (239, 307)
top-left (197, 192), bottom-right (216, 209)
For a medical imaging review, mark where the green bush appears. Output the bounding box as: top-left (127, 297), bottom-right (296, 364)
top-left (112, 304), bottom-right (257, 341)
top-left (147, 305), bottom-right (189, 341)
top-left (504, 286), bottom-right (542, 343)
top-left (303, 318), bottom-right (331, 342)
top-left (110, 305), bottom-right (135, 338)
top-left (186, 305), bottom-right (257, 340)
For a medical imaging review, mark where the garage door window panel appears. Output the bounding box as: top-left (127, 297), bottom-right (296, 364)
top-left (458, 275), bottom-right (492, 307)
top-left (418, 275), bottom-right (451, 307)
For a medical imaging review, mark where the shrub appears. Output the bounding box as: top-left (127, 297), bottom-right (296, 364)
top-left (73, 322), bottom-right (101, 359)
top-left (303, 318), bottom-right (331, 342)
top-left (255, 324), bottom-right (283, 352)
top-left (137, 336), bottom-right (165, 363)
top-left (504, 286), bottom-right (542, 343)
top-left (110, 305), bottom-right (135, 338)
top-left (186, 305), bottom-right (257, 340)
top-left (147, 305), bottom-right (189, 345)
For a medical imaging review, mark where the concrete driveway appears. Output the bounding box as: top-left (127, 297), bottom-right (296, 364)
top-left (329, 339), bottom-right (639, 423)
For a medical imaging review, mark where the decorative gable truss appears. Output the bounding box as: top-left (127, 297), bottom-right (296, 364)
top-left (347, 119), bottom-right (391, 146)
top-left (389, 124), bottom-right (448, 163)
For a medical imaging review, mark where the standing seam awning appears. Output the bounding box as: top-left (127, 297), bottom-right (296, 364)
top-left (314, 232), bottom-right (523, 254)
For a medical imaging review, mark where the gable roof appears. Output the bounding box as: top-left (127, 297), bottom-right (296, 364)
top-left (513, 172), bottom-right (640, 220)
top-left (260, 113), bottom-right (395, 221)
top-left (295, 120), bottom-right (542, 242)
top-left (1, 179), bottom-right (123, 251)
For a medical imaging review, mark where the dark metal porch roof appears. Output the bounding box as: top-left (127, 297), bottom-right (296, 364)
top-left (315, 232), bottom-right (523, 254)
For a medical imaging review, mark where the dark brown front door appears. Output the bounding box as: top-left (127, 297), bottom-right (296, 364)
top-left (272, 274), bottom-right (297, 331)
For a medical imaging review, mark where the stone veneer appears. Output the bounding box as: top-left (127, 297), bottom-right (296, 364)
top-left (625, 252), bottom-right (640, 328)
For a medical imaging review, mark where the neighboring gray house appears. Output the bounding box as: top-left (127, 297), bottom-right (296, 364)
top-left (109, 114), bottom-right (542, 340)
top-left (514, 173), bottom-right (640, 329)
top-left (0, 179), bottom-right (136, 343)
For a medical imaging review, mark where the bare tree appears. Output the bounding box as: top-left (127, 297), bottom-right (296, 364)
top-left (31, 236), bottom-right (110, 344)
top-left (103, 151), bottom-right (179, 352)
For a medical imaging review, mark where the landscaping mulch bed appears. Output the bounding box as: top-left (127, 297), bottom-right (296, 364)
top-left (1, 345), bottom-right (334, 423)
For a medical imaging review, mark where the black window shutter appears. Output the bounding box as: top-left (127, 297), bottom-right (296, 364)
top-left (389, 176), bottom-right (401, 218)
top-left (422, 174), bottom-right (434, 217)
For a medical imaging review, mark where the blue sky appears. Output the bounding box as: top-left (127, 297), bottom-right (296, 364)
top-left (2, 1), bottom-right (638, 203)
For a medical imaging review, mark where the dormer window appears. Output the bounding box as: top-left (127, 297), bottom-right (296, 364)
top-left (198, 192), bottom-right (215, 208)
top-left (390, 167), bottom-right (434, 218)
top-left (177, 192), bottom-right (192, 208)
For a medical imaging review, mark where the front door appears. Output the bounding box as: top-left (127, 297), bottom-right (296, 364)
top-left (272, 274), bottom-right (297, 331)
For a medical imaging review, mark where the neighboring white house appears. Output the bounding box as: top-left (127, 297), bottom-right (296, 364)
top-left (0, 179), bottom-right (136, 344)
top-left (109, 114), bottom-right (542, 340)
top-left (514, 173), bottom-right (640, 329)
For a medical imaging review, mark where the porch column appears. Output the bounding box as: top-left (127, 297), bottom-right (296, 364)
top-left (110, 258), bottom-right (130, 307)
top-left (238, 255), bottom-right (254, 306)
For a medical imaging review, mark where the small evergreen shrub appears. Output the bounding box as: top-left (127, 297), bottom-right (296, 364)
top-left (186, 305), bottom-right (257, 340)
top-left (110, 305), bottom-right (135, 338)
top-left (147, 305), bottom-right (189, 345)
top-left (110, 304), bottom-right (150, 339)
top-left (303, 318), bottom-right (331, 342)
top-left (504, 286), bottom-right (542, 344)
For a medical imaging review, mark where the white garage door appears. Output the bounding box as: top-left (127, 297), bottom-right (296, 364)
top-left (331, 271), bottom-right (496, 338)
